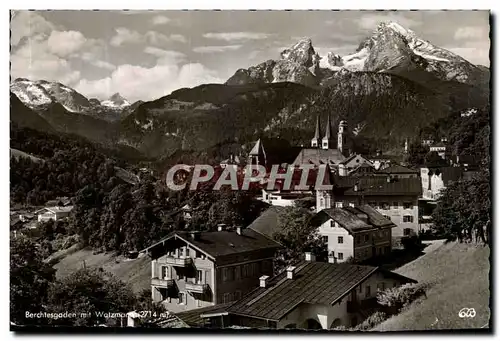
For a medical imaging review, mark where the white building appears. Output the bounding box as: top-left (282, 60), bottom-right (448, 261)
top-left (37, 206), bottom-right (74, 222)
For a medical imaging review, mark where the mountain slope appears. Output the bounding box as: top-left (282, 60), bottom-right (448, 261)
top-left (119, 82), bottom-right (316, 158)
top-left (10, 92), bottom-right (54, 132)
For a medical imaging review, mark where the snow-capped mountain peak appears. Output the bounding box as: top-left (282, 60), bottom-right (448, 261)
top-left (101, 93), bottom-right (130, 108)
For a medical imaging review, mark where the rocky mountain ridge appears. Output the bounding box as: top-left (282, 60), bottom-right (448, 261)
top-left (10, 79), bottom-right (134, 122)
top-left (227, 21), bottom-right (489, 88)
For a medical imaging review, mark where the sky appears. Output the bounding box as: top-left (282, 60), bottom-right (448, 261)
top-left (10, 10), bottom-right (490, 102)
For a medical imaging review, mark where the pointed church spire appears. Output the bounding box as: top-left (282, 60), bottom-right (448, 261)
top-left (324, 114), bottom-right (332, 139)
top-left (322, 114), bottom-right (334, 149)
top-left (311, 115), bottom-right (321, 148)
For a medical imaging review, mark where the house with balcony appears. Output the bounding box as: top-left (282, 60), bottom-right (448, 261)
top-left (312, 205), bottom-right (395, 263)
top-left (174, 255), bottom-right (416, 329)
top-left (141, 226), bottom-right (281, 313)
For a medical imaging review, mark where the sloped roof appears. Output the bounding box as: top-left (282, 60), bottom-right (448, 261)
top-left (320, 208), bottom-right (372, 232)
top-left (42, 206), bottom-right (74, 214)
top-left (347, 205), bottom-right (395, 228)
top-left (292, 148), bottom-right (345, 166)
top-left (226, 261), bottom-right (416, 321)
top-left (247, 207), bottom-right (285, 240)
top-left (142, 229), bottom-right (281, 260)
top-left (175, 303), bottom-right (233, 327)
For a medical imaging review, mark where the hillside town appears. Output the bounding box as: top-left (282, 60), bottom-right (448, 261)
top-left (9, 10), bottom-right (490, 333)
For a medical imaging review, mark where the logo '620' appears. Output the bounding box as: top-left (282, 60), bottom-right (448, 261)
top-left (458, 308), bottom-right (476, 318)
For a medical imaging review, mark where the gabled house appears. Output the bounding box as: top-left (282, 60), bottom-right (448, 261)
top-left (37, 205), bottom-right (74, 222)
top-left (141, 227), bottom-right (281, 313)
top-left (313, 205), bottom-right (395, 262)
top-left (175, 257), bottom-right (416, 329)
top-left (337, 154), bottom-right (374, 176)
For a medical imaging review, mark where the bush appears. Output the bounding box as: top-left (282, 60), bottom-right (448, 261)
top-left (377, 283), bottom-right (428, 314)
top-left (352, 311), bottom-right (387, 331)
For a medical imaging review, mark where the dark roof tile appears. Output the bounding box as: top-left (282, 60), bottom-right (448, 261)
top-left (227, 261), bottom-right (415, 321)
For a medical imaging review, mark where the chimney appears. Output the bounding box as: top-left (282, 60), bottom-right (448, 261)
top-left (217, 223), bottom-right (226, 232)
top-left (236, 226), bottom-right (242, 235)
top-left (328, 252), bottom-right (336, 264)
top-left (286, 266), bottom-right (296, 279)
top-left (259, 275), bottom-right (270, 288)
top-left (305, 252), bottom-right (316, 262)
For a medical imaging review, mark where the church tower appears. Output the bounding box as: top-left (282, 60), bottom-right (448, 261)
top-left (311, 115), bottom-right (321, 148)
top-left (322, 114), bottom-right (334, 150)
top-left (338, 120), bottom-right (347, 156)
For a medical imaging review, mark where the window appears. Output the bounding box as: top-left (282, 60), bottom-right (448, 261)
top-left (234, 290), bottom-right (242, 300)
top-left (235, 265), bottom-right (241, 280)
top-left (355, 236), bottom-right (361, 245)
top-left (392, 201), bottom-right (399, 208)
top-left (179, 248), bottom-right (184, 256)
top-left (377, 282), bottom-right (386, 291)
top-left (359, 285), bottom-right (363, 293)
top-left (223, 293), bottom-right (231, 303)
top-left (383, 215), bottom-right (391, 220)
top-left (161, 266), bottom-right (169, 279)
top-left (178, 292), bottom-right (185, 305)
top-left (335, 202), bottom-right (343, 208)
top-left (223, 267), bottom-right (233, 282)
top-left (364, 235), bottom-right (369, 242)
top-left (196, 270), bottom-right (203, 284)
top-left (338, 253), bottom-right (344, 260)
top-left (403, 202), bottom-right (412, 209)
top-left (365, 285), bottom-right (371, 298)
top-left (338, 236), bottom-right (344, 244)
top-left (322, 236), bottom-right (329, 244)
top-left (185, 248), bottom-right (190, 257)
top-left (403, 215), bottom-right (414, 223)
top-left (330, 220), bottom-right (335, 227)
top-left (404, 228), bottom-right (413, 236)
top-left (349, 202), bottom-right (355, 207)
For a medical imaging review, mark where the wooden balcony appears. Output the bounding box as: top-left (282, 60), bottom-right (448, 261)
top-left (165, 256), bottom-right (193, 267)
top-left (185, 281), bottom-right (209, 294)
top-left (151, 278), bottom-right (174, 288)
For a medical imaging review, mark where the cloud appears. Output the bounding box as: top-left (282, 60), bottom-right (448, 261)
top-left (110, 27), bottom-right (143, 46)
top-left (80, 52), bottom-right (116, 70)
top-left (76, 48), bottom-right (222, 101)
top-left (47, 30), bottom-right (87, 56)
top-left (193, 45), bottom-right (243, 53)
top-left (76, 63), bottom-right (222, 102)
top-left (11, 37), bottom-right (81, 85)
top-left (110, 28), bottom-right (187, 46)
top-left (454, 26), bottom-right (488, 40)
top-left (144, 47), bottom-right (186, 64)
top-left (10, 11), bottom-right (56, 46)
top-left (203, 32), bottom-right (272, 41)
top-left (151, 15), bottom-right (170, 25)
top-left (447, 41), bottom-right (490, 66)
top-left (357, 13), bottom-right (422, 30)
